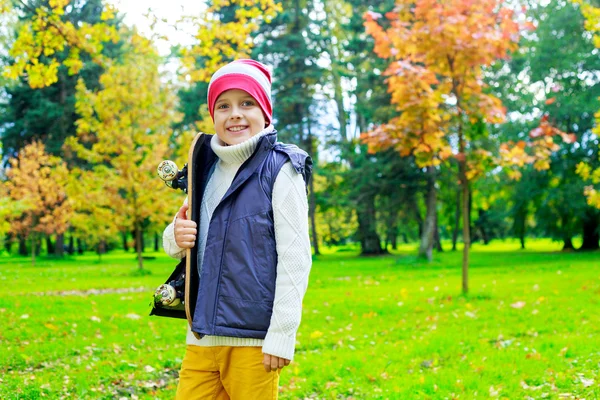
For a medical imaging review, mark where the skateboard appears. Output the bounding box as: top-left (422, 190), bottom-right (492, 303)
top-left (150, 133), bottom-right (210, 323)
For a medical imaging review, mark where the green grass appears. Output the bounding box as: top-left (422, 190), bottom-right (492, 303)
top-left (1, 239), bottom-right (599, 399)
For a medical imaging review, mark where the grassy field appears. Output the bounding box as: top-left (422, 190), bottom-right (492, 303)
top-left (1, 239), bottom-right (599, 399)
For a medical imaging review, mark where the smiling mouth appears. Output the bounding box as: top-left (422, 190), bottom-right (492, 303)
top-left (227, 126), bottom-right (248, 132)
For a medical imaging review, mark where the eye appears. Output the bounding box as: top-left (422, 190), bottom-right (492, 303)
top-left (217, 103), bottom-right (229, 109)
top-left (242, 100), bottom-right (255, 107)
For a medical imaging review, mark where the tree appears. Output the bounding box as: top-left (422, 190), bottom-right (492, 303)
top-left (5, 141), bottom-right (72, 264)
top-left (574, 0), bottom-right (600, 212)
top-left (2, 0), bottom-right (118, 90)
top-left (320, 0), bottom-right (397, 255)
top-left (64, 31), bottom-right (179, 269)
top-left (362, 0), bottom-right (526, 292)
top-left (1, 0), bottom-right (121, 160)
top-left (179, 0), bottom-right (281, 83)
top-left (252, 0), bottom-right (325, 255)
top-left (491, 0), bottom-right (600, 250)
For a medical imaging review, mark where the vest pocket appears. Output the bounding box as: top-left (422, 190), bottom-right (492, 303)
top-left (215, 296), bottom-right (273, 331)
top-left (219, 213), bottom-right (276, 302)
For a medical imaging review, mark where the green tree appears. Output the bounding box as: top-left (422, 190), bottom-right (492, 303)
top-left (252, 0), bottom-right (325, 255)
top-left (489, 0), bottom-right (600, 250)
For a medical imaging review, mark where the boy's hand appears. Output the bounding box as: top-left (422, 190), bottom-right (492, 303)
top-left (174, 203), bottom-right (197, 249)
top-left (262, 353), bottom-right (290, 372)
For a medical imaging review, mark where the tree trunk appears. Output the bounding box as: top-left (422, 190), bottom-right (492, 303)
top-left (457, 113), bottom-right (470, 294)
top-left (136, 223), bottom-right (144, 270)
top-left (68, 235), bottom-right (74, 254)
top-left (357, 193), bottom-right (385, 255)
top-left (514, 205), bottom-right (527, 250)
top-left (411, 194), bottom-right (424, 238)
top-left (386, 212), bottom-right (398, 252)
top-left (122, 231), bottom-right (129, 252)
top-left (19, 236), bottom-right (27, 256)
top-left (305, 116), bottom-right (320, 256)
top-left (562, 237), bottom-right (574, 251)
top-left (131, 230), bottom-right (137, 252)
top-left (97, 240), bottom-right (106, 261)
top-left (31, 234), bottom-right (36, 266)
top-left (580, 209), bottom-right (600, 250)
top-left (46, 235), bottom-right (55, 255)
top-left (418, 166), bottom-right (437, 261)
top-left (76, 238), bottom-right (84, 254)
top-left (459, 161), bottom-right (470, 294)
top-left (434, 210), bottom-right (443, 252)
top-left (55, 233), bottom-right (64, 256)
top-left (452, 188), bottom-right (460, 251)
top-left (154, 232), bottom-right (159, 252)
top-left (477, 209), bottom-right (490, 245)
top-left (4, 233), bottom-right (12, 254)
top-left (308, 170), bottom-right (320, 256)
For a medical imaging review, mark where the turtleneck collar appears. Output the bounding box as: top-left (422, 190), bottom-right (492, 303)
top-left (211, 124), bottom-right (275, 165)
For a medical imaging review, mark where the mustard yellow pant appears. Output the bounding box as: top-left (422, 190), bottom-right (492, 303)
top-left (175, 345), bottom-right (280, 400)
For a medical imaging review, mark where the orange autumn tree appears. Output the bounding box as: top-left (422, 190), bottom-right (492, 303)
top-left (5, 141), bottom-right (72, 265)
top-left (362, 0), bottom-right (529, 293)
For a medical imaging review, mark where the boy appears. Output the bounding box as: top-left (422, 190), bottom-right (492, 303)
top-left (162, 59), bottom-right (313, 400)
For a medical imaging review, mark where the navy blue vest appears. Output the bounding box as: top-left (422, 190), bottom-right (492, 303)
top-left (187, 131), bottom-right (311, 338)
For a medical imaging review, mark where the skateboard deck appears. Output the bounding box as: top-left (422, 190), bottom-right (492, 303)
top-left (150, 133), bottom-right (212, 332)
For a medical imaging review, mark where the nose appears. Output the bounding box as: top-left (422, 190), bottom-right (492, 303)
top-left (229, 105), bottom-right (242, 119)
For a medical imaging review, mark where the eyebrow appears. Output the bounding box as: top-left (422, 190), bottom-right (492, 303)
top-left (215, 95), bottom-right (255, 104)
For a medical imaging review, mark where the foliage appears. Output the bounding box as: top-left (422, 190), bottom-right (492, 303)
top-left (0, 0), bottom-right (124, 160)
top-left (313, 162), bottom-right (358, 247)
top-left (179, 0), bottom-right (281, 83)
top-left (4, 141), bottom-right (72, 262)
top-left (2, 0), bottom-right (118, 89)
top-left (361, 0), bottom-right (527, 171)
top-left (574, 0), bottom-right (600, 207)
top-left (64, 31), bottom-right (180, 267)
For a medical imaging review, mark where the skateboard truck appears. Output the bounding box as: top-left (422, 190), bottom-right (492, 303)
top-left (157, 160), bottom-right (188, 193)
top-left (153, 275), bottom-right (185, 307)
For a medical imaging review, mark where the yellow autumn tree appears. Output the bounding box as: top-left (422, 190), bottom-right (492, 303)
top-left (180, 0), bottom-right (282, 83)
top-left (64, 166), bottom-right (121, 260)
top-left (64, 31), bottom-right (181, 269)
top-left (2, 0), bottom-right (118, 89)
top-left (5, 141), bottom-right (72, 265)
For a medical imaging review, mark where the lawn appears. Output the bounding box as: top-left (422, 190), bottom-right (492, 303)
top-left (1, 239), bottom-right (599, 399)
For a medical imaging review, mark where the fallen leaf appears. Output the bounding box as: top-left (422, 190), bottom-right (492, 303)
top-left (580, 377), bottom-right (594, 388)
top-left (310, 331), bottom-right (323, 339)
top-left (511, 301), bottom-right (526, 309)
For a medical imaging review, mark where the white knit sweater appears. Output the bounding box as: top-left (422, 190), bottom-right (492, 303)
top-left (162, 126), bottom-right (312, 361)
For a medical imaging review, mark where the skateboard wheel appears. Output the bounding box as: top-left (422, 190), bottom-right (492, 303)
top-left (154, 283), bottom-right (181, 306)
top-left (157, 160), bottom-right (178, 182)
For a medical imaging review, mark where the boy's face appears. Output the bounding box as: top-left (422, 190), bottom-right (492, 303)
top-left (213, 89), bottom-right (267, 146)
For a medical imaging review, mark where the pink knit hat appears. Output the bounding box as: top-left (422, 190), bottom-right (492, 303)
top-left (207, 59), bottom-right (273, 124)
